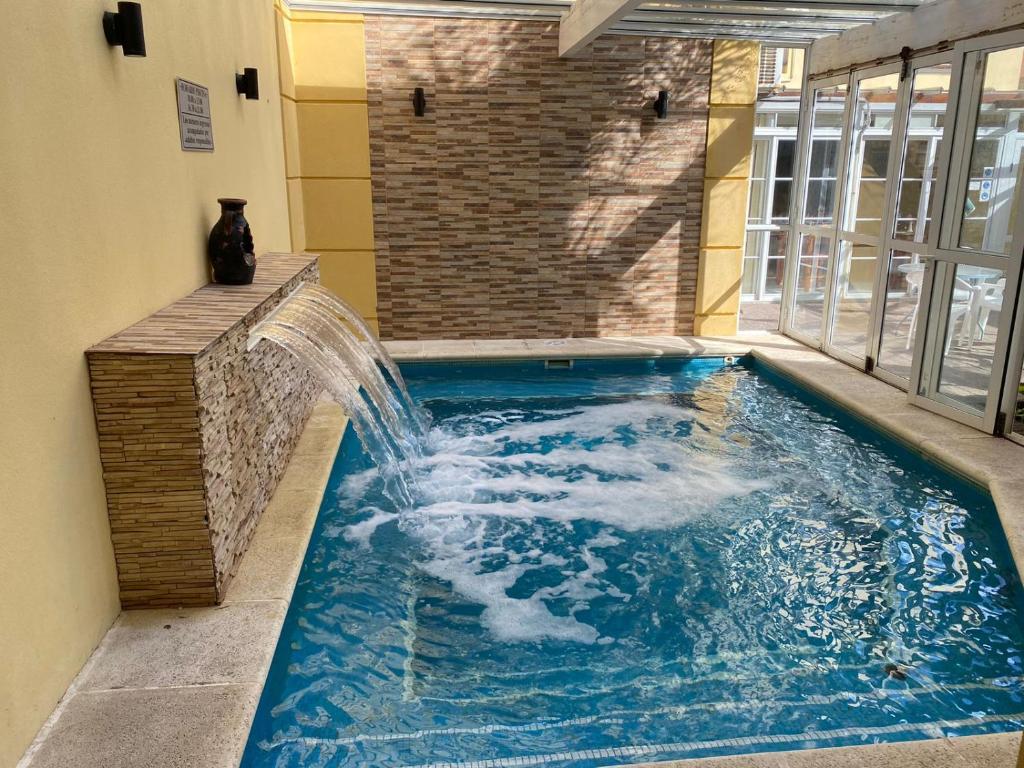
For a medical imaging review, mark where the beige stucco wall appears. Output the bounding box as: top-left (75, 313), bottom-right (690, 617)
top-left (694, 40), bottom-right (760, 336)
top-left (275, 4), bottom-right (380, 332)
top-left (0, 2), bottom-right (290, 764)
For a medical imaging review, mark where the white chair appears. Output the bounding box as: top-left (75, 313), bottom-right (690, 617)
top-left (904, 271), bottom-right (972, 353)
top-left (945, 279), bottom-right (973, 354)
top-left (967, 278), bottom-right (1005, 349)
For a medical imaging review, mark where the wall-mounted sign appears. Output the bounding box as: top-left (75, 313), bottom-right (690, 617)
top-left (980, 178), bottom-right (993, 202)
top-left (175, 78), bottom-right (214, 152)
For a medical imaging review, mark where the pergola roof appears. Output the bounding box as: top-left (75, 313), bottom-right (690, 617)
top-left (289, 0), bottom-right (929, 47)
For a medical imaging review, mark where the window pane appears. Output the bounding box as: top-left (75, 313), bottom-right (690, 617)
top-left (771, 180), bottom-right (792, 221)
top-left (748, 179), bottom-right (767, 224)
top-left (893, 64), bottom-right (951, 245)
top-left (845, 73), bottom-right (898, 238)
top-left (902, 139), bottom-right (929, 179)
top-left (800, 83), bottom-right (847, 227)
top-left (876, 250), bottom-right (924, 381)
top-left (925, 263), bottom-right (1007, 415)
top-left (804, 179), bottom-right (836, 226)
top-left (743, 231), bottom-right (764, 297)
top-left (765, 231), bottom-right (788, 297)
top-left (829, 240), bottom-right (877, 359)
top-left (775, 139), bottom-right (796, 178)
top-left (809, 139), bottom-right (840, 177)
top-left (791, 234), bottom-right (832, 341)
top-left (742, 256), bottom-right (759, 295)
top-left (957, 46), bottom-right (1024, 254)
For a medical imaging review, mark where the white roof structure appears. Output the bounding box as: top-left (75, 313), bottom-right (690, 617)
top-left (289, 0), bottom-right (930, 52)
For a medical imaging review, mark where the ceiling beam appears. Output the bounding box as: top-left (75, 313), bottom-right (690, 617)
top-left (633, 5), bottom-right (876, 24)
top-left (559, 0), bottom-right (647, 56)
top-left (643, 0), bottom-right (919, 11)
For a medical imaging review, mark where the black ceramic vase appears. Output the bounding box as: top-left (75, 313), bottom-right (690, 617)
top-left (208, 198), bottom-right (256, 285)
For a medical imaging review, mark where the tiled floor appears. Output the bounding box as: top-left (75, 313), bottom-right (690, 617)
top-left (17, 333), bottom-right (1024, 768)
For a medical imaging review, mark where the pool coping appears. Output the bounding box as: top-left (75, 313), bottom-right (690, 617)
top-left (17, 332), bottom-right (1024, 768)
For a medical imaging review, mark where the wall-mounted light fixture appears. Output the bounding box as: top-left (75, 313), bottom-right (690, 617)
top-left (236, 68), bottom-right (260, 100)
top-left (413, 87), bottom-right (426, 117)
top-left (653, 90), bottom-right (669, 120)
top-left (103, 2), bottom-right (146, 57)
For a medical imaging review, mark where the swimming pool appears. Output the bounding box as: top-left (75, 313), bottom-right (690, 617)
top-left (241, 356), bottom-right (1024, 768)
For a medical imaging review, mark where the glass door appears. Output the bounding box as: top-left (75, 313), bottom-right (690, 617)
top-left (782, 77), bottom-right (850, 347)
top-left (910, 33), bottom-right (1024, 431)
top-left (825, 67), bottom-right (901, 365)
top-left (873, 56), bottom-right (955, 384)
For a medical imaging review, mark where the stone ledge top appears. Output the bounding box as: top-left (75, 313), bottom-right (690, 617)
top-left (87, 253), bottom-right (317, 357)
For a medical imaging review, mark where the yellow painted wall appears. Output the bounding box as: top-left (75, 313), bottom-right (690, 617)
top-left (694, 41), bottom-right (760, 336)
top-left (275, 5), bottom-right (379, 331)
top-left (0, 2), bottom-right (290, 764)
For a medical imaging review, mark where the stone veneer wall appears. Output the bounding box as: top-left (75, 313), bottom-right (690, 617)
top-left (364, 18), bottom-right (712, 339)
top-left (86, 254), bottom-right (322, 608)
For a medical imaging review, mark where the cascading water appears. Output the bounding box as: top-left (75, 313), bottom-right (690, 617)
top-left (248, 284), bottom-right (428, 506)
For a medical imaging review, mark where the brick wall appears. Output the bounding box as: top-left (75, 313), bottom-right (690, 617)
top-left (87, 255), bottom-right (322, 608)
top-left (364, 18), bottom-right (712, 339)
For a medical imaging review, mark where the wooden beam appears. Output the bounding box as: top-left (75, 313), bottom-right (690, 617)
top-left (809, 0), bottom-right (1024, 74)
top-left (559, 0), bottom-right (647, 57)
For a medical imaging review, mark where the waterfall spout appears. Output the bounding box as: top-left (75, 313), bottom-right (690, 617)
top-left (248, 284), bottom-right (428, 506)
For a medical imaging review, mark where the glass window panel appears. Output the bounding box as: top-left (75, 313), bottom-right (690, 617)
top-left (815, 111), bottom-right (845, 129)
top-left (860, 140), bottom-right (890, 178)
top-left (771, 180), bottom-right (793, 221)
top-left (902, 139), bottom-right (929, 179)
top-left (897, 181), bottom-right (923, 219)
top-left (893, 64), bottom-right (951, 245)
top-left (853, 180), bottom-right (886, 235)
top-left (751, 138), bottom-right (770, 179)
top-left (809, 139), bottom-right (840, 177)
top-left (777, 111), bottom-right (799, 129)
top-left (741, 256), bottom-right (759, 295)
top-left (791, 234), bottom-right (832, 341)
top-left (804, 180), bottom-right (836, 226)
top-left (845, 73), bottom-right (898, 239)
top-left (748, 179), bottom-right (767, 224)
top-left (877, 250), bottom-right (924, 381)
top-left (765, 231), bottom-right (789, 297)
top-left (926, 263), bottom-right (1007, 415)
top-left (775, 139), bottom-right (796, 178)
top-left (800, 85), bottom-right (846, 227)
top-left (957, 46), bottom-right (1024, 254)
top-left (829, 240), bottom-right (878, 359)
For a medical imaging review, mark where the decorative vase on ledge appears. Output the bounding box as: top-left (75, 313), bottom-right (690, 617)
top-left (208, 197), bottom-right (256, 285)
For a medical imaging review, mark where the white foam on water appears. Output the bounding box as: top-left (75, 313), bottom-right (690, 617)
top-left (343, 398), bottom-right (772, 643)
top-left (343, 507), bottom-right (400, 547)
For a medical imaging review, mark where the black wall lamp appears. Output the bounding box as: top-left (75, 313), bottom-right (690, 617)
top-left (653, 90), bottom-right (669, 120)
top-left (236, 68), bottom-right (260, 100)
top-left (413, 87), bottom-right (426, 117)
top-left (103, 2), bottom-right (146, 57)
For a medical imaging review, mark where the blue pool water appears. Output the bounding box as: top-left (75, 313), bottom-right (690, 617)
top-left (242, 357), bottom-right (1024, 768)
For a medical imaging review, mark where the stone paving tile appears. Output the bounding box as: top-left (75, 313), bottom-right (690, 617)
top-left (26, 684), bottom-right (260, 768)
top-left (77, 601), bottom-right (286, 691)
top-left (946, 731), bottom-right (1022, 768)
top-left (778, 737), bottom-right (971, 768)
top-left (223, 531), bottom-right (310, 604)
top-left (248, 488), bottom-right (327, 540)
